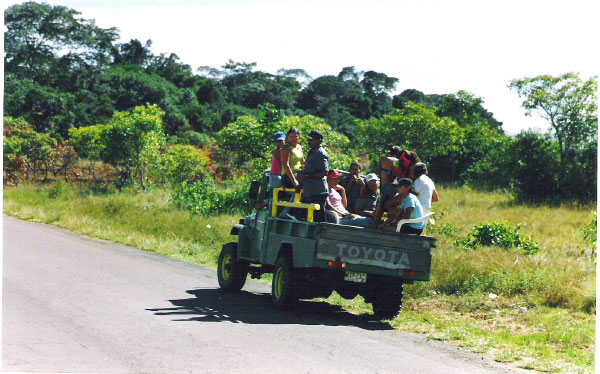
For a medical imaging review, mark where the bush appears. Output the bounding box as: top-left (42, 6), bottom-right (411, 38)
top-left (179, 131), bottom-right (212, 148)
top-left (171, 177), bottom-right (253, 216)
top-left (152, 144), bottom-right (209, 186)
top-left (455, 220), bottom-right (541, 255)
top-left (3, 156), bottom-right (26, 185)
top-left (49, 180), bottom-right (70, 198)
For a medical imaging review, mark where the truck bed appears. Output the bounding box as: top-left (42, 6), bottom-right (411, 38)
top-left (248, 217), bottom-right (433, 281)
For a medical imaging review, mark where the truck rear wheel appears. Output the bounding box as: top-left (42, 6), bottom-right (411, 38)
top-left (217, 243), bottom-right (248, 291)
top-left (371, 283), bottom-right (404, 320)
top-left (271, 254), bottom-right (296, 310)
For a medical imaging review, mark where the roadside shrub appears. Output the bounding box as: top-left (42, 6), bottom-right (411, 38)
top-left (455, 220), bottom-right (541, 255)
top-left (171, 177), bottom-right (253, 216)
top-left (152, 144), bottom-right (209, 186)
top-left (49, 180), bottom-right (70, 198)
top-left (3, 156), bottom-right (26, 185)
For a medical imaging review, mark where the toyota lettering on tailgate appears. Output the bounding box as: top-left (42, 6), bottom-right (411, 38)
top-left (316, 239), bottom-right (411, 270)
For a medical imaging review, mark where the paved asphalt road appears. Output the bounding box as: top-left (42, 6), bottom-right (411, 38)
top-left (2, 215), bottom-right (525, 373)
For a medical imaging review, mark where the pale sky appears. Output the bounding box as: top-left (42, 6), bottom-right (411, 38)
top-left (3, 0), bottom-right (599, 134)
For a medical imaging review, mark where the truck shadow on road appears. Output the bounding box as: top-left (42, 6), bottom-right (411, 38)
top-left (146, 288), bottom-right (393, 331)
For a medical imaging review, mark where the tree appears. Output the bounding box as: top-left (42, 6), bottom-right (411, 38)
top-left (68, 125), bottom-right (106, 186)
top-left (146, 52), bottom-right (196, 88)
top-left (355, 102), bottom-right (463, 169)
top-left (216, 113), bottom-right (349, 170)
top-left (507, 131), bottom-right (560, 202)
top-left (112, 39), bottom-right (153, 67)
top-left (509, 73), bottom-right (598, 179)
top-left (392, 89), bottom-right (445, 110)
top-left (100, 104), bottom-right (166, 190)
top-left (297, 75), bottom-right (370, 136)
top-left (5, 2), bottom-right (118, 81)
top-left (436, 91), bottom-right (503, 132)
top-left (150, 145), bottom-right (209, 186)
top-left (7, 127), bottom-right (57, 181)
top-left (277, 68), bottom-right (312, 87)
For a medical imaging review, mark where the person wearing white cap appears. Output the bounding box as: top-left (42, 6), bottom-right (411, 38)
top-left (354, 173), bottom-right (380, 220)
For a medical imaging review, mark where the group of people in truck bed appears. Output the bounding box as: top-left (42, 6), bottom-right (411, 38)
top-left (268, 128), bottom-right (439, 235)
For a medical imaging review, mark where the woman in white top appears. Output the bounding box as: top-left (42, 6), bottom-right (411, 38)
top-left (409, 162), bottom-right (438, 215)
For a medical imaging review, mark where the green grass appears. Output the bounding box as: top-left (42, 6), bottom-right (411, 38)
top-left (3, 182), bottom-right (596, 373)
top-left (3, 184), bottom-right (236, 267)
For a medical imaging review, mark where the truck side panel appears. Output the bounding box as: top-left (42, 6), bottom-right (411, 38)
top-left (262, 218), bottom-right (319, 267)
top-left (237, 209), bottom-right (269, 262)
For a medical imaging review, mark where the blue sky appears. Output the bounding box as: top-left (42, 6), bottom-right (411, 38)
top-left (4, 0), bottom-right (599, 134)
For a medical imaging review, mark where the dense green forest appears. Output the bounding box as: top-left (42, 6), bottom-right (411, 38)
top-left (4, 2), bottom-right (598, 202)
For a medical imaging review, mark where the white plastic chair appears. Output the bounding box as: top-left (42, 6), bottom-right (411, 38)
top-left (396, 212), bottom-right (435, 233)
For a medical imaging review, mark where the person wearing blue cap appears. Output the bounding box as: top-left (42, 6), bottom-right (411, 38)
top-left (269, 131), bottom-right (286, 188)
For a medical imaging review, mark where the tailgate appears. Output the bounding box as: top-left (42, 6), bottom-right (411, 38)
top-left (315, 224), bottom-right (434, 273)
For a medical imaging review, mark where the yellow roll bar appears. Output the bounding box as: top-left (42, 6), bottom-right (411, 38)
top-left (271, 187), bottom-right (320, 223)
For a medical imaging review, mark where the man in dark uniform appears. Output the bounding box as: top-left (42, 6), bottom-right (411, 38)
top-left (297, 130), bottom-right (329, 222)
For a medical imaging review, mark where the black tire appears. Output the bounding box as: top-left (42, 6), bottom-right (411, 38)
top-left (271, 254), bottom-right (296, 310)
top-left (336, 285), bottom-right (359, 300)
top-left (217, 243), bottom-right (248, 291)
top-left (371, 283), bottom-right (404, 320)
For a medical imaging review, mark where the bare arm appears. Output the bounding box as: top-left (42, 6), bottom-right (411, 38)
top-left (326, 197), bottom-right (345, 217)
top-left (432, 189), bottom-right (439, 203)
top-left (280, 147), bottom-right (298, 187)
top-left (335, 186), bottom-right (348, 208)
top-left (355, 206), bottom-right (375, 218)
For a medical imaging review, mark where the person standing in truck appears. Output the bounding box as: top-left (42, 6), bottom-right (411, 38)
top-left (269, 131), bottom-right (286, 188)
top-left (280, 128), bottom-right (304, 190)
top-left (296, 130), bottom-right (328, 222)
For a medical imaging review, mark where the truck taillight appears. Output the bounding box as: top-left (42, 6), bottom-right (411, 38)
top-left (403, 270), bottom-right (417, 277)
top-left (328, 261), bottom-right (346, 269)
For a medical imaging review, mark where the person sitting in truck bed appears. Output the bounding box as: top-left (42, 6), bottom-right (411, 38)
top-left (326, 170), bottom-right (376, 229)
top-left (373, 145), bottom-right (420, 225)
top-left (409, 162), bottom-right (439, 216)
top-left (296, 130), bottom-right (329, 222)
top-left (353, 173), bottom-right (380, 221)
top-left (341, 162), bottom-right (365, 213)
top-left (379, 178), bottom-right (425, 235)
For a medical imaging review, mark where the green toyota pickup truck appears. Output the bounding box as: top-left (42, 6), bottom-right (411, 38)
top-left (217, 172), bottom-right (436, 319)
